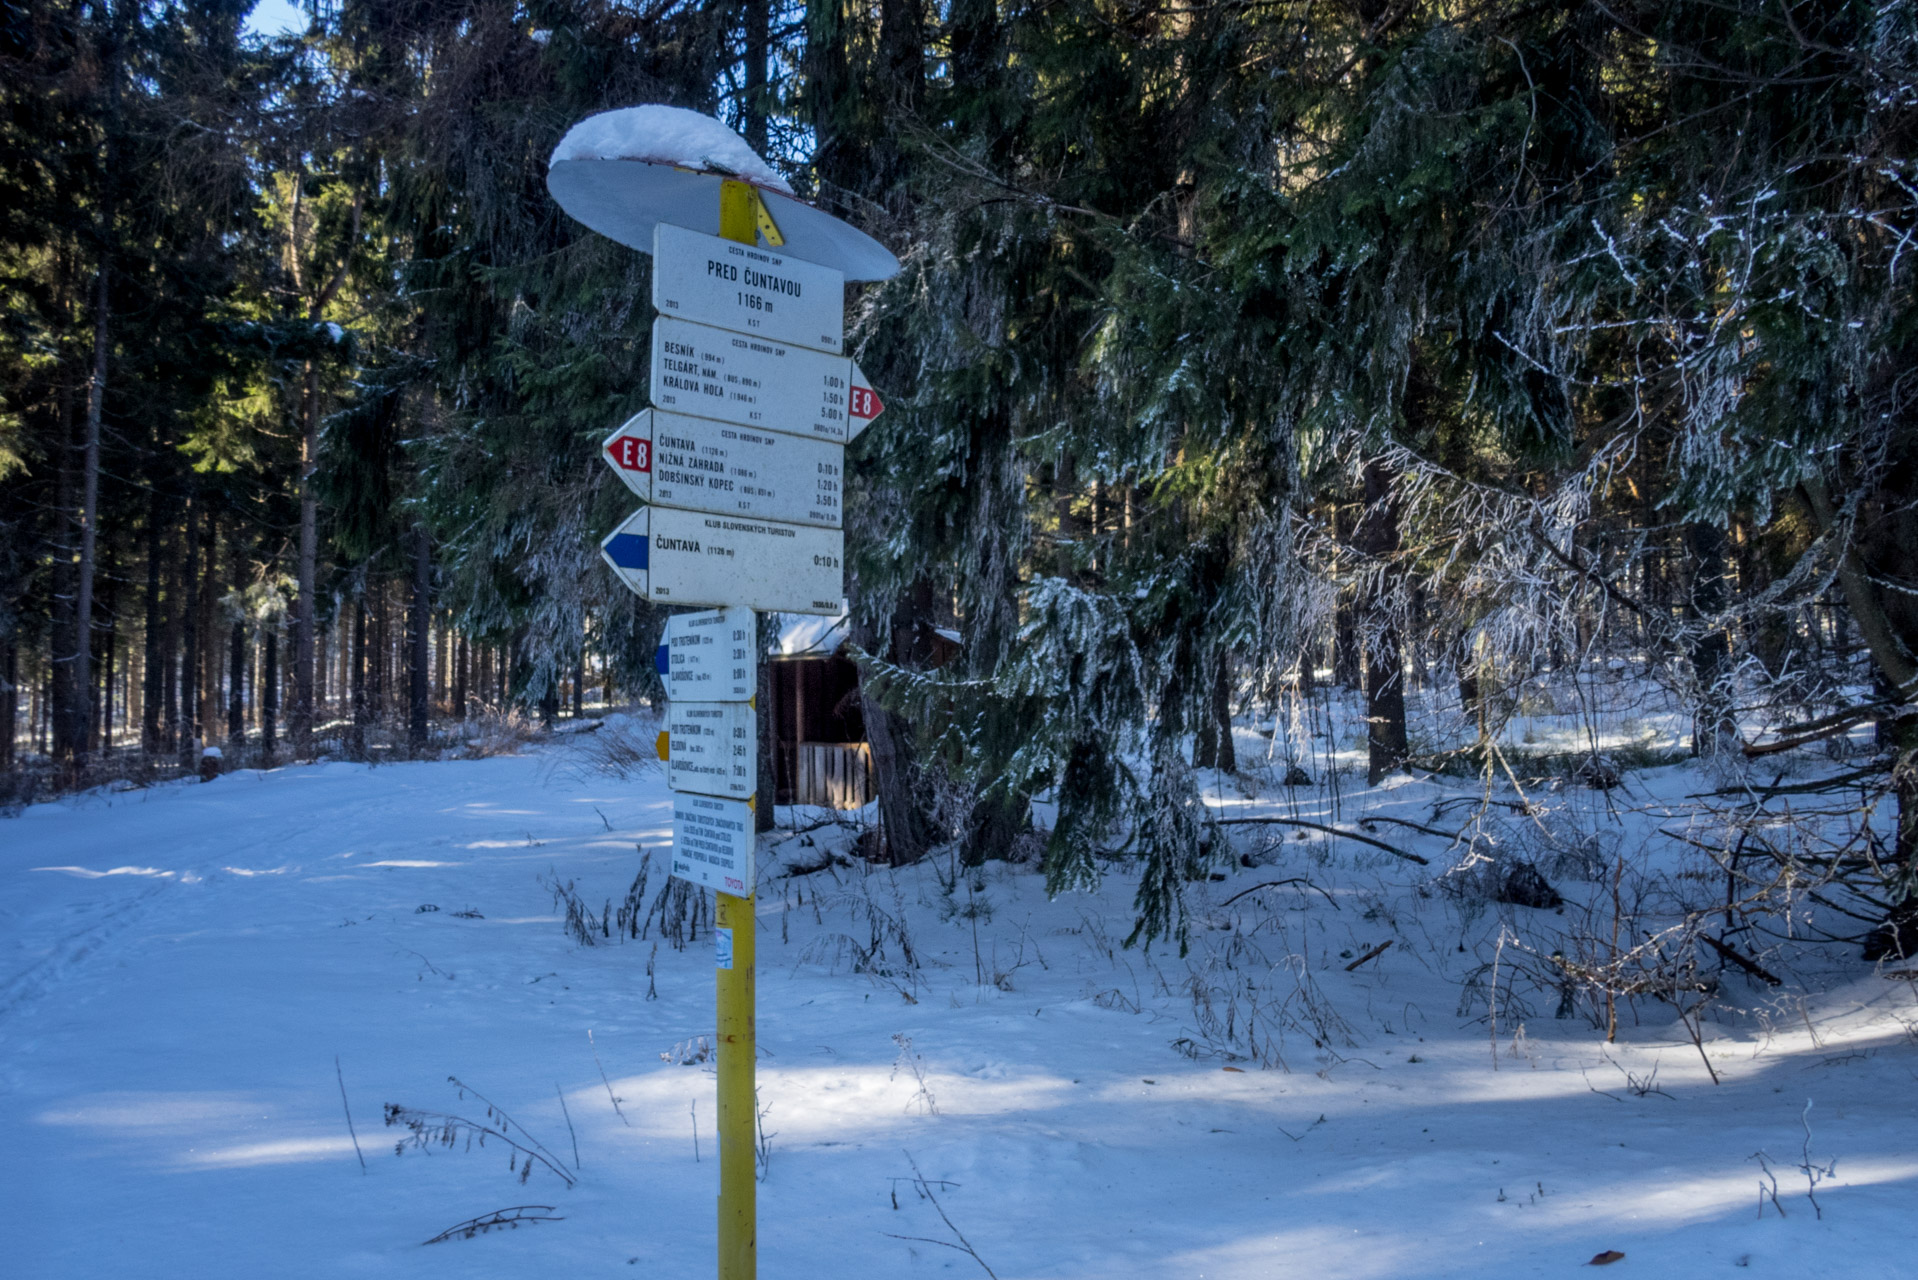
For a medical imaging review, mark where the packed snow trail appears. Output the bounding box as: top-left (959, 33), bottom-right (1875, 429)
top-left (3, 751), bottom-right (1914, 1278)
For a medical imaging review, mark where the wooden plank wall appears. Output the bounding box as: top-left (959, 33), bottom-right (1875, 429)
top-left (791, 741), bottom-right (872, 809)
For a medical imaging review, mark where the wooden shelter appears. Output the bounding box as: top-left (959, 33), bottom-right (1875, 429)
top-left (769, 614), bottom-right (870, 809)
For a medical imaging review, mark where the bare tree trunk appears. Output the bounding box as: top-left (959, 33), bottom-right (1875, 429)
top-left (571, 642), bottom-right (585, 719)
top-left (1456, 629), bottom-right (1483, 737)
top-left (370, 584), bottom-right (386, 722)
top-left (64, 18), bottom-right (119, 768)
top-left (292, 364), bottom-right (318, 756)
top-left (262, 629), bottom-right (278, 761)
top-left (854, 579), bottom-right (938, 864)
top-left (71, 257), bottom-right (108, 766)
top-left (1333, 501), bottom-right (1362, 689)
top-left (159, 517), bottom-right (179, 753)
top-left (409, 525), bottom-right (430, 751)
top-left (227, 615), bottom-right (245, 748)
top-left (539, 666), bottom-right (559, 728)
top-left (49, 332), bottom-right (80, 763)
top-left (1192, 654), bottom-right (1236, 773)
top-left (97, 602), bottom-right (114, 752)
top-left (743, 0), bottom-right (770, 154)
top-left (178, 498), bottom-right (201, 766)
top-left (2, 640), bottom-right (15, 771)
top-left (454, 631), bottom-right (468, 720)
top-left (434, 613), bottom-right (448, 714)
top-left (1360, 458), bottom-right (1409, 785)
top-left (1685, 521), bottom-right (1735, 757)
top-left (199, 518), bottom-right (220, 742)
top-left (141, 492), bottom-right (163, 752)
top-left (349, 597), bottom-right (368, 760)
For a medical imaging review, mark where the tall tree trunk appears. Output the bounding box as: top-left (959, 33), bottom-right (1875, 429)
top-left (315, 614), bottom-right (327, 723)
top-left (1801, 477), bottom-right (1918, 959)
top-left (227, 617), bottom-right (245, 748)
top-left (262, 629), bottom-right (278, 761)
top-left (454, 631), bottom-right (468, 720)
top-left (50, 328), bottom-right (80, 764)
top-left (1193, 654), bottom-right (1236, 773)
top-left (65, 16), bottom-right (118, 768)
top-left (854, 579), bottom-right (938, 864)
top-left (1685, 521), bottom-right (1735, 757)
top-left (572, 642), bottom-right (585, 719)
top-left (409, 526), bottom-right (430, 751)
top-left (199, 517), bottom-right (220, 741)
top-left (98, 601), bottom-right (114, 752)
top-left (2, 640), bottom-right (15, 772)
top-left (1333, 501), bottom-right (1362, 689)
top-left (72, 246), bottom-right (108, 766)
top-left (292, 364), bottom-right (318, 756)
top-left (141, 491), bottom-right (163, 752)
top-left (370, 583), bottom-right (386, 721)
top-left (1456, 628), bottom-right (1484, 738)
top-left (178, 497), bottom-right (200, 765)
top-left (1360, 458), bottom-right (1409, 785)
top-left (742, 0), bottom-right (770, 154)
top-left (349, 597), bottom-right (368, 760)
top-left (159, 517), bottom-right (179, 753)
top-left (434, 613), bottom-right (448, 714)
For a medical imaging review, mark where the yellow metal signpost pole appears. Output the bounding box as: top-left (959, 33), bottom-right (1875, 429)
top-left (714, 177), bottom-right (758, 1280)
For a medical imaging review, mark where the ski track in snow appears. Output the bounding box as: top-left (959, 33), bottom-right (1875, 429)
top-left (3, 745), bottom-right (1916, 1278)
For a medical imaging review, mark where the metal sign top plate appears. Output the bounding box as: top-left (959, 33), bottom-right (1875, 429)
top-left (653, 222), bottom-right (845, 356)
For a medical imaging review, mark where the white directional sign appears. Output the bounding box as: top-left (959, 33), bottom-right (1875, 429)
top-left (602, 409), bottom-right (844, 528)
top-left (672, 792), bottom-right (755, 896)
top-left (657, 605), bottom-right (756, 702)
top-left (599, 505), bottom-right (844, 615)
top-left (665, 700), bottom-right (757, 800)
top-left (653, 223), bottom-right (845, 355)
top-left (651, 316), bottom-right (883, 444)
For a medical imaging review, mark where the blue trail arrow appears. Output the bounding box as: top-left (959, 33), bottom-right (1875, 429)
top-left (605, 533), bottom-right (649, 570)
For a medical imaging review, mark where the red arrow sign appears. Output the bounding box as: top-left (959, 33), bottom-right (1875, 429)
top-left (602, 413), bottom-right (653, 499)
top-left (606, 430), bottom-right (651, 474)
top-left (848, 363), bottom-right (884, 439)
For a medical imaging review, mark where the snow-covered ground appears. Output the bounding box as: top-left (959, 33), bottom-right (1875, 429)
top-left (5, 723), bottom-right (1915, 1278)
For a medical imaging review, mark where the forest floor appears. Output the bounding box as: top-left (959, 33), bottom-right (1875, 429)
top-left (4, 706), bottom-right (1915, 1279)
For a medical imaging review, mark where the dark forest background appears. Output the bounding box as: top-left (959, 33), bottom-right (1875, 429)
top-left (4, 0), bottom-right (1916, 952)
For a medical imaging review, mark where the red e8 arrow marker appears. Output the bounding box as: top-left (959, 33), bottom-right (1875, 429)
top-left (602, 408), bottom-right (846, 530)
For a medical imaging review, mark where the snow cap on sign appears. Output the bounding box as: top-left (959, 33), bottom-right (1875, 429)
top-left (547, 105), bottom-right (901, 281)
top-left (548, 105), bottom-right (793, 194)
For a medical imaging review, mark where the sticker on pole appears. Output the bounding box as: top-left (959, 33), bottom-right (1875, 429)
top-left (672, 792), bottom-right (755, 897)
top-left (664, 700), bottom-right (756, 800)
top-left (602, 408), bottom-right (844, 527)
top-left (657, 605), bottom-right (755, 702)
top-left (653, 223), bottom-right (845, 355)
